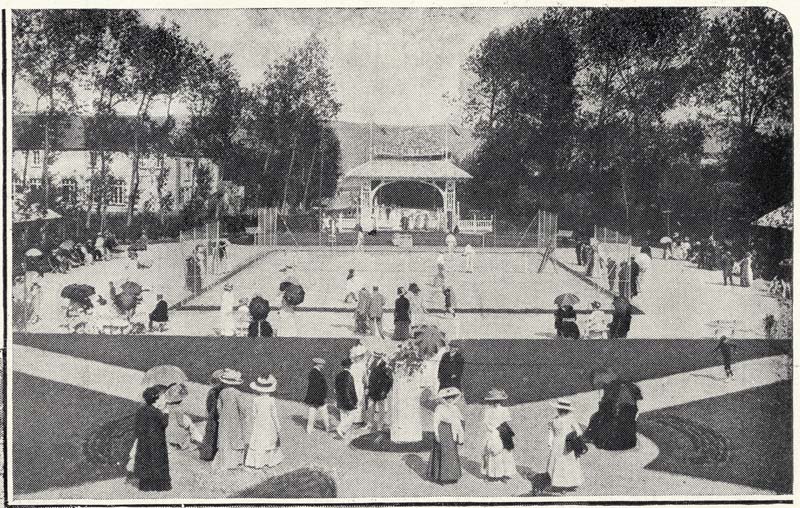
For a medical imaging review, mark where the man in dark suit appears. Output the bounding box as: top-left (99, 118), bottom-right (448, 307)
top-left (335, 358), bottom-right (359, 438)
top-left (366, 354), bottom-right (393, 431)
top-left (722, 251), bottom-right (735, 286)
top-left (393, 287), bottom-right (411, 340)
top-left (438, 341), bottom-right (465, 390)
top-left (304, 358), bottom-right (329, 433)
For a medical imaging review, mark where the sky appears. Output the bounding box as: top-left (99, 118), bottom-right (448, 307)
top-left (15, 8), bottom-right (543, 126)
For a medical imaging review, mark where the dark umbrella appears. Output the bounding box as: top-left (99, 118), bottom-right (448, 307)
top-left (283, 284), bottom-right (305, 306)
top-left (249, 296), bottom-right (270, 321)
top-left (120, 281), bottom-right (143, 296)
top-left (61, 283), bottom-right (96, 301)
top-left (554, 293), bottom-right (580, 307)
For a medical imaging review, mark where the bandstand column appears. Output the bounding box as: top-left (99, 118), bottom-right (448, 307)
top-left (445, 179), bottom-right (456, 231)
top-left (359, 179), bottom-right (372, 226)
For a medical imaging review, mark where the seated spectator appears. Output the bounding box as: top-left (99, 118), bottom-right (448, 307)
top-left (149, 294), bottom-right (169, 332)
top-left (584, 301), bottom-right (607, 339)
top-left (560, 305), bottom-right (580, 340)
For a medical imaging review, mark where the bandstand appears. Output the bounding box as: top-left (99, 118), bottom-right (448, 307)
top-left (339, 158), bottom-right (481, 232)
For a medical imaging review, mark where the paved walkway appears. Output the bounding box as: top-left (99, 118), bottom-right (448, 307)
top-left (11, 344), bottom-right (789, 500)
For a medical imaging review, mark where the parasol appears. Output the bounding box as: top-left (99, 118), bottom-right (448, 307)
top-left (121, 281), bottom-right (143, 295)
top-left (25, 248), bottom-right (43, 257)
top-left (278, 281), bottom-right (292, 292)
top-left (659, 236), bottom-right (672, 244)
top-left (61, 283), bottom-right (95, 302)
top-left (59, 239), bottom-right (75, 251)
top-left (283, 284), bottom-right (305, 306)
top-left (249, 296), bottom-right (270, 321)
top-left (142, 365), bottom-right (188, 388)
top-left (414, 325), bottom-right (444, 358)
top-left (554, 293), bottom-right (579, 307)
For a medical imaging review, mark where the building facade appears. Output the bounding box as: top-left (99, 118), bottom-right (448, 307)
top-left (11, 115), bottom-right (220, 215)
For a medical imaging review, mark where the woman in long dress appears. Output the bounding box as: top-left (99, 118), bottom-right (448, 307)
top-left (428, 387), bottom-right (464, 484)
top-left (245, 375), bottom-right (284, 469)
top-left (740, 253), bottom-right (753, 287)
top-left (408, 283), bottom-right (426, 330)
top-left (481, 389), bottom-right (517, 481)
top-left (199, 370), bottom-right (225, 461)
top-left (133, 385), bottom-right (171, 492)
top-left (213, 369), bottom-right (249, 471)
top-left (546, 399), bottom-right (584, 493)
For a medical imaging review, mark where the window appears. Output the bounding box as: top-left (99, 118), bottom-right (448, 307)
top-left (61, 178), bottom-right (77, 204)
top-left (32, 150), bottom-right (41, 165)
top-left (89, 151), bottom-right (98, 168)
top-left (110, 179), bottom-right (126, 205)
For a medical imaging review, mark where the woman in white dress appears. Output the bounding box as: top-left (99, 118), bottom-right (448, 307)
top-left (244, 375), bottom-right (284, 469)
top-left (481, 389), bottom-right (517, 481)
top-left (407, 283), bottom-right (426, 330)
top-left (219, 284), bottom-right (237, 336)
top-left (546, 399), bottom-right (584, 493)
top-left (584, 301), bottom-right (607, 339)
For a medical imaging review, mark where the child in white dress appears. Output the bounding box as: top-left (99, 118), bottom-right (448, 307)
top-left (481, 389), bottom-right (518, 481)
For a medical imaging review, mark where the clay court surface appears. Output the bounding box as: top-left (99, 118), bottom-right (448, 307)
top-left (20, 242), bottom-right (781, 339)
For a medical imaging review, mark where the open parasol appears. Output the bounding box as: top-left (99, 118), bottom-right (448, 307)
top-left (283, 284), bottom-right (305, 306)
top-left (659, 236), bottom-right (672, 244)
top-left (61, 283), bottom-right (95, 302)
top-left (120, 281), bottom-right (143, 295)
top-left (25, 248), bottom-right (43, 257)
top-left (142, 365), bottom-right (188, 388)
top-left (249, 296), bottom-right (270, 321)
top-left (554, 293), bottom-right (579, 307)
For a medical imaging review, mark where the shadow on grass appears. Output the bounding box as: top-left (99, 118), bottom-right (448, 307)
top-left (232, 466), bottom-right (337, 498)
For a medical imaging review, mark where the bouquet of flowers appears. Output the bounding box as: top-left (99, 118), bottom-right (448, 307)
top-left (386, 340), bottom-right (427, 376)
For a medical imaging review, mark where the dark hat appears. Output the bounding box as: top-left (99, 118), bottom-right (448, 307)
top-left (143, 384), bottom-right (168, 404)
top-left (342, 358), bottom-right (353, 368)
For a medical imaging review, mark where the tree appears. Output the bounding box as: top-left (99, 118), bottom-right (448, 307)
top-left (124, 19), bottom-right (192, 232)
top-left (13, 10), bottom-right (104, 208)
top-left (246, 34), bottom-right (341, 211)
top-left (84, 11), bottom-right (141, 232)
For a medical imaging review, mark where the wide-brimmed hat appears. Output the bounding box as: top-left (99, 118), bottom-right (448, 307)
top-left (312, 357), bottom-right (326, 366)
top-left (250, 375), bottom-right (277, 393)
top-left (350, 344), bottom-right (367, 359)
top-left (437, 387), bottom-right (461, 400)
top-left (219, 368), bottom-right (243, 385)
top-left (164, 383), bottom-right (189, 403)
top-left (210, 368), bottom-right (225, 384)
top-left (550, 398), bottom-right (574, 411)
top-left (591, 301), bottom-right (601, 309)
top-left (484, 389), bottom-right (508, 402)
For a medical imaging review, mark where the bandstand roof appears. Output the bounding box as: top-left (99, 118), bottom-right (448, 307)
top-left (343, 158), bottom-right (472, 181)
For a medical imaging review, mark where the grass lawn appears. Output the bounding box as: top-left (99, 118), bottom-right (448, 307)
top-left (638, 381), bottom-right (792, 494)
top-left (14, 333), bottom-right (789, 404)
top-left (12, 373), bottom-right (141, 495)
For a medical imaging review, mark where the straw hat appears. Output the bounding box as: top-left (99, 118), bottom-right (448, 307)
top-left (437, 387), bottom-right (461, 400)
top-left (484, 389), bottom-right (508, 402)
top-left (312, 357), bottom-right (326, 366)
top-left (210, 369), bottom-right (225, 384)
top-left (219, 368), bottom-right (243, 385)
top-left (250, 375), bottom-right (277, 393)
top-left (550, 399), bottom-right (574, 411)
top-left (350, 344), bottom-right (367, 359)
top-left (164, 383), bottom-right (189, 403)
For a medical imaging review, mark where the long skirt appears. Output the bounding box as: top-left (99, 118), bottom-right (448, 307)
top-left (482, 448), bottom-right (517, 479)
top-left (213, 444), bottom-right (245, 471)
top-left (199, 416), bottom-right (219, 461)
top-left (547, 442), bottom-right (583, 488)
top-left (428, 422), bottom-right (461, 484)
top-left (609, 405), bottom-right (638, 450)
top-left (394, 320), bottom-right (410, 340)
top-left (245, 446), bottom-right (284, 469)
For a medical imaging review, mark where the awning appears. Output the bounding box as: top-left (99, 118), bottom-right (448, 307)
top-left (753, 203), bottom-right (792, 230)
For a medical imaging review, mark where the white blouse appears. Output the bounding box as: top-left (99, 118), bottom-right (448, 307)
top-left (433, 401), bottom-right (464, 443)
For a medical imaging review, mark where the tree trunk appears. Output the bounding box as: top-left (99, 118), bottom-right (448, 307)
top-left (300, 140), bottom-right (319, 209)
top-left (126, 126), bottom-right (140, 233)
top-left (281, 132), bottom-right (300, 212)
top-left (99, 150), bottom-right (109, 233)
top-left (42, 115), bottom-right (51, 208)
